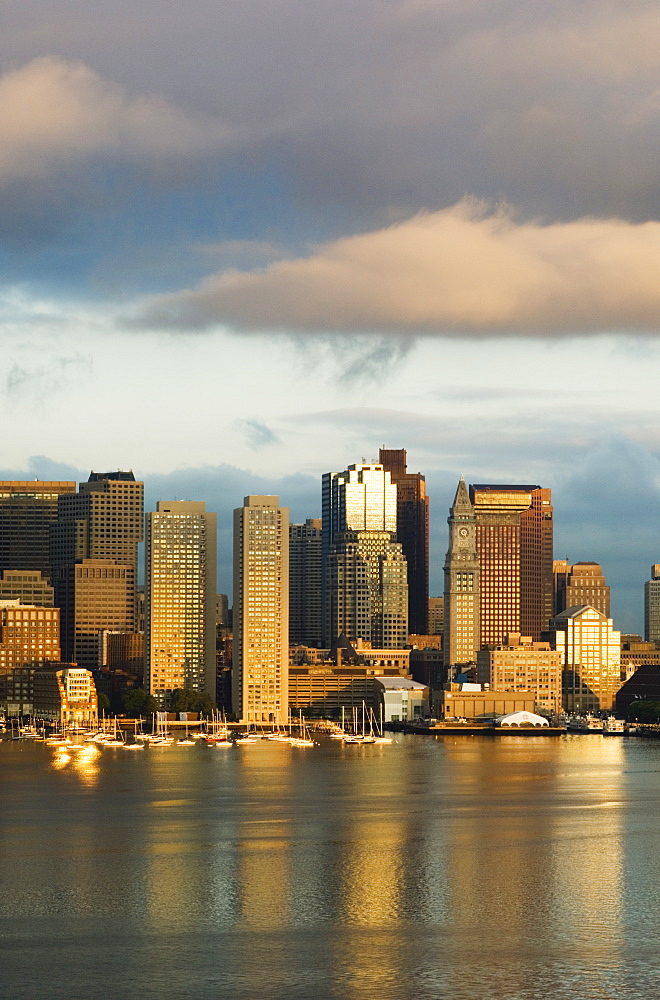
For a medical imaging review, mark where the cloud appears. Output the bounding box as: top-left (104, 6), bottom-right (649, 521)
top-left (235, 418), bottom-right (280, 449)
top-left (0, 57), bottom-right (236, 182)
top-left (133, 200), bottom-right (660, 336)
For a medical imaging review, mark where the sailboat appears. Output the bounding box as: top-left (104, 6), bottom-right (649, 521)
top-left (371, 706), bottom-right (392, 744)
top-left (289, 711), bottom-right (315, 747)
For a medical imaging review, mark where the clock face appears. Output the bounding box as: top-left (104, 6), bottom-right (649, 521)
top-left (459, 527), bottom-right (469, 538)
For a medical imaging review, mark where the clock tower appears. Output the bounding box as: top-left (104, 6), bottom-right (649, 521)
top-left (443, 477), bottom-right (480, 670)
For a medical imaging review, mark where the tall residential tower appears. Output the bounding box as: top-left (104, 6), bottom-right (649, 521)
top-left (145, 501), bottom-right (217, 707)
top-left (233, 496), bottom-right (289, 724)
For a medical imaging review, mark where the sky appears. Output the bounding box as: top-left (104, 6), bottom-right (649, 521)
top-left (1, 1), bottom-right (658, 631)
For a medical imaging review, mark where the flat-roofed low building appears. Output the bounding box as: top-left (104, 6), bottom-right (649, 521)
top-left (0, 666), bottom-right (36, 716)
top-left (33, 663), bottom-right (98, 727)
top-left (375, 676), bottom-right (429, 723)
top-left (438, 682), bottom-right (537, 720)
top-left (477, 633), bottom-right (562, 715)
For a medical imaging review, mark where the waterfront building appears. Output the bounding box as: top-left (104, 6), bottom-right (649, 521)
top-left (145, 501), bottom-right (217, 707)
top-left (470, 483), bottom-right (553, 644)
top-left (375, 676), bottom-right (429, 723)
top-left (33, 663), bottom-right (98, 728)
top-left (51, 471), bottom-right (143, 665)
top-left (233, 495), bottom-right (289, 724)
top-left (644, 565), bottom-right (660, 641)
top-left (0, 600), bottom-right (60, 675)
top-left (554, 561), bottom-right (610, 618)
top-left (476, 633), bottom-right (562, 716)
top-left (443, 478), bottom-right (480, 670)
top-left (289, 518), bottom-right (322, 646)
top-left (0, 480), bottom-right (75, 579)
top-left (438, 683), bottom-right (537, 720)
top-left (0, 569), bottom-right (54, 606)
top-left (549, 605), bottom-right (622, 712)
top-left (379, 448), bottom-right (429, 634)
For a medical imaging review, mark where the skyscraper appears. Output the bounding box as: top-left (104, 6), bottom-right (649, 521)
top-left (145, 501), bottom-right (217, 707)
top-left (51, 471), bottom-right (144, 665)
top-left (322, 462), bottom-right (402, 646)
top-left (322, 463), bottom-right (397, 559)
top-left (644, 565), bottom-right (660, 642)
top-left (379, 448), bottom-right (429, 634)
top-left (233, 496), bottom-right (289, 724)
top-left (0, 480), bottom-right (76, 579)
top-left (549, 605), bottom-right (622, 712)
top-left (443, 478), bottom-right (480, 669)
top-left (289, 518), bottom-right (323, 647)
top-left (554, 561), bottom-right (611, 618)
top-left (470, 484), bottom-right (553, 645)
top-left (325, 529), bottom-right (408, 648)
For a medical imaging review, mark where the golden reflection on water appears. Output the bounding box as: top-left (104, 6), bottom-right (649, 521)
top-left (49, 743), bottom-right (101, 786)
top-left (441, 735), bottom-right (625, 987)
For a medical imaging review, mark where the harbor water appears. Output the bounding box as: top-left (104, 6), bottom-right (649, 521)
top-left (2, 733), bottom-right (660, 1000)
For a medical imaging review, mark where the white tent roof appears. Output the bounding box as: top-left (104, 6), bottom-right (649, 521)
top-left (498, 711), bottom-right (549, 727)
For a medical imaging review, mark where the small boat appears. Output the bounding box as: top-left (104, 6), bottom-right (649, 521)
top-left (602, 716), bottom-right (626, 735)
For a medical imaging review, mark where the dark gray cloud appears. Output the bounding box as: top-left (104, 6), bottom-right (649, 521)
top-left (0, 0), bottom-right (657, 300)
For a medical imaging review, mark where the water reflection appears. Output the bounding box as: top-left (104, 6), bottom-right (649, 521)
top-left (0, 734), bottom-right (655, 1000)
top-left (49, 743), bottom-right (101, 786)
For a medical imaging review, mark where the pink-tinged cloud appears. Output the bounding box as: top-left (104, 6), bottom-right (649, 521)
top-left (0, 57), bottom-right (236, 180)
top-left (135, 200), bottom-right (660, 336)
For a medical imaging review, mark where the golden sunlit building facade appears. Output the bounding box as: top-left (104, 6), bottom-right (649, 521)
top-left (476, 633), bottom-right (562, 715)
top-left (443, 478), bottom-right (480, 670)
top-left (470, 484), bottom-right (553, 645)
top-left (550, 605), bottom-right (622, 712)
top-left (233, 496), bottom-right (289, 724)
top-left (145, 501), bottom-right (217, 707)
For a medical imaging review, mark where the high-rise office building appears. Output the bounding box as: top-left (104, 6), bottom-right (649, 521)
top-left (325, 530), bottom-right (408, 649)
top-left (289, 518), bottom-right (323, 647)
top-left (0, 480), bottom-right (76, 579)
top-left (379, 449), bottom-right (429, 634)
top-left (233, 496), bottom-right (289, 724)
top-left (443, 478), bottom-right (480, 669)
top-left (549, 605), bottom-right (622, 712)
top-left (322, 463), bottom-right (397, 559)
top-left (145, 501), bottom-right (217, 708)
top-left (322, 462), bottom-right (401, 646)
top-left (554, 561), bottom-right (610, 618)
top-left (645, 565), bottom-right (660, 642)
top-left (470, 484), bottom-right (553, 645)
top-left (51, 472), bottom-right (144, 665)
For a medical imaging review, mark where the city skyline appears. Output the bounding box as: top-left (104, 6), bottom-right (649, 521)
top-left (0, 452), bottom-right (653, 636)
top-left (1, 1), bottom-right (657, 636)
